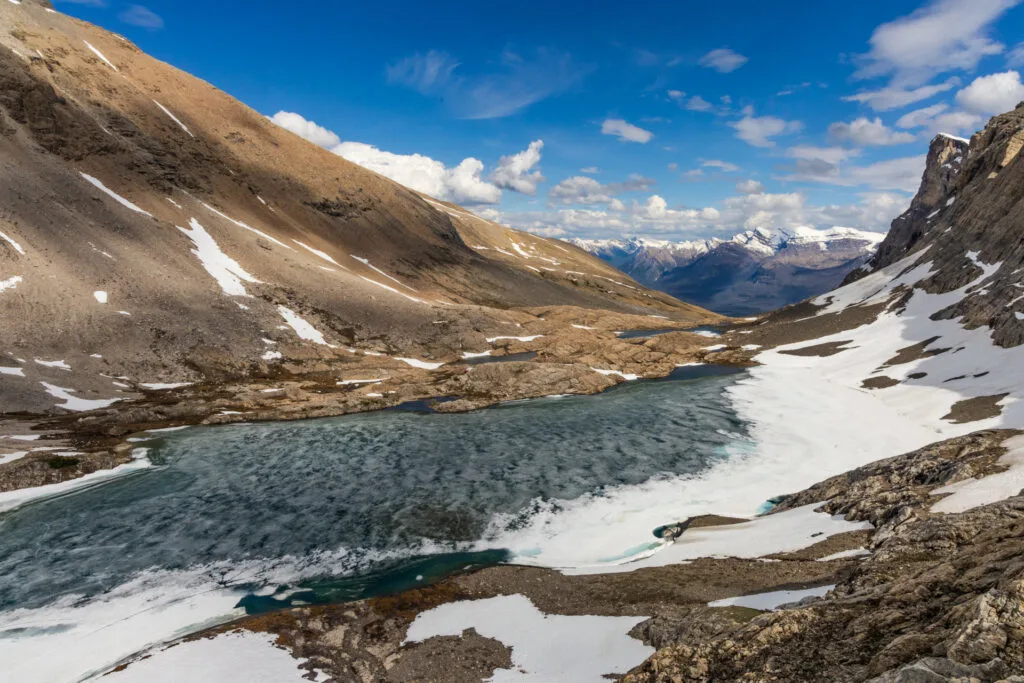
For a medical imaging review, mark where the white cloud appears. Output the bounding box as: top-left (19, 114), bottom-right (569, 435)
top-left (779, 153), bottom-right (926, 193)
top-left (852, 0), bottom-right (1020, 87)
top-left (702, 160), bottom-right (739, 172)
top-left (501, 190), bottom-right (905, 241)
top-left (119, 5), bottom-right (163, 29)
top-left (896, 103), bottom-right (985, 135)
top-left (601, 118), bottom-right (654, 143)
top-left (1010, 42), bottom-right (1024, 67)
top-left (955, 70), bottom-right (1024, 114)
top-left (271, 111), bottom-right (542, 205)
top-left (786, 146), bottom-right (859, 164)
top-left (699, 48), bottom-right (748, 73)
top-left (667, 89), bottom-right (686, 103)
top-left (729, 115), bottom-right (802, 147)
top-left (386, 50), bottom-right (460, 95)
top-left (685, 95), bottom-right (714, 112)
top-left (269, 111), bottom-right (340, 148)
top-left (841, 78), bottom-right (960, 112)
top-left (549, 174), bottom-right (656, 205)
top-left (580, 166), bottom-right (600, 174)
top-left (827, 117), bottom-right (917, 146)
top-left (386, 48), bottom-right (588, 119)
top-left (491, 140), bottom-right (545, 195)
top-left (335, 141), bottom-right (501, 204)
top-left (736, 180), bottom-right (765, 194)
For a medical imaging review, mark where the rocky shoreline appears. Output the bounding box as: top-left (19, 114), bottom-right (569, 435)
top-left (95, 429), bottom-right (1024, 682)
top-left (0, 306), bottom-right (757, 500)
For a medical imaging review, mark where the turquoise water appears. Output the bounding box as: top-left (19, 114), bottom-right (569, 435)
top-left (0, 367), bottom-right (746, 614)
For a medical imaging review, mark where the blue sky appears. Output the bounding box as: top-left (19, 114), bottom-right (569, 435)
top-left (57, 0), bottom-right (1024, 242)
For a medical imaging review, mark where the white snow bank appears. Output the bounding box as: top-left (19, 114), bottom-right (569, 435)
top-left (80, 174), bottom-right (151, 216)
top-left (817, 547), bottom-right (870, 562)
top-left (139, 382), bottom-right (191, 390)
top-left (34, 358), bottom-right (70, 370)
top-left (0, 229), bottom-right (25, 254)
top-left (0, 447), bottom-right (149, 513)
top-left (293, 240), bottom-right (343, 267)
top-left (359, 275), bottom-right (426, 304)
top-left (337, 378), bottom-right (384, 385)
top-left (83, 41), bottom-right (117, 71)
top-left (395, 357), bottom-right (444, 370)
top-left (201, 202), bottom-right (293, 250)
top-left (1, 275), bottom-right (23, 292)
top-left (930, 434), bottom-right (1024, 513)
top-left (178, 218), bottom-right (259, 296)
top-left (708, 584), bottom-right (835, 611)
top-left (406, 594), bottom-right (653, 683)
top-left (591, 367), bottom-right (640, 381)
top-left (277, 306), bottom-right (328, 345)
top-left (351, 255), bottom-right (418, 291)
top-left (261, 350), bottom-right (282, 361)
top-left (99, 631), bottom-right (324, 683)
top-left (572, 324), bottom-right (595, 330)
top-left (487, 335), bottom-right (543, 343)
top-left (93, 290), bottom-right (107, 304)
top-left (564, 505), bottom-right (870, 575)
top-left (461, 350), bottom-right (492, 359)
top-left (40, 382), bottom-right (120, 411)
top-left (0, 366), bottom-right (25, 376)
top-left (152, 100), bottom-right (194, 137)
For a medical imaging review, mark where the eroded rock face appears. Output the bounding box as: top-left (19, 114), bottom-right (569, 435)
top-left (623, 430), bottom-right (1024, 683)
top-left (855, 133), bottom-right (968, 280)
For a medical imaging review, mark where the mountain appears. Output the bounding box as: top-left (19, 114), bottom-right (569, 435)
top-left (0, 0), bottom-right (712, 417)
top-left (570, 226), bottom-right (885, 316)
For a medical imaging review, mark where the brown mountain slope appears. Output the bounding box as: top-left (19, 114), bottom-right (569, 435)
top-left (0, 0), bottom-right (713, 416)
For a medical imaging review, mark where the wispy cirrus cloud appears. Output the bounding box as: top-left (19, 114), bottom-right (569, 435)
top-left (600, 118), bottom-right (654, 143)
top-left (386, 48), bottom-right (589, 119)
top-left (119, 5), bottom-right (163, 29)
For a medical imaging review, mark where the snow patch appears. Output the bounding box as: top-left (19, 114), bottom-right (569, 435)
top-left (277, 307), bottom-right (328, 345)
top-left (406, 594), bottom-right (652, 683)
top-left (93, 291), bottom-right (108, 304)
top-left (395, 357), bottom-right (444, 370)
top-left (930, 434), bottom-right (1024, 513)
top-left (0, 275), bottom-right (22, 292)
top-left (80, 174), bottom-right (151, 216)
top-left (152, 100), bottom-right (194, 137)
top-left (178, 218), bottom-right (260, 297)
top-left (83, 41), bottom-right (117, 71)
top-left (40, 382), bottom-right (121, 412)
top-left (0, 229), bottom-right (25, 255)
top-left (708, 584), bottom-right (835, 611)
top-left (201, 203), bottom-right (293, 250)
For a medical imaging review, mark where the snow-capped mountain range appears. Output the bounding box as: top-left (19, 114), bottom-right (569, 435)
top-left (569, 226), bottom-right (885, 316)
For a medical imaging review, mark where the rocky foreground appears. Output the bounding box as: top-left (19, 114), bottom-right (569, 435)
top-left (118, 429), bottom-right (1020, 682)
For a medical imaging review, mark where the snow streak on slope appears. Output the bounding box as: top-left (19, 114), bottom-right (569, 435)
top-left (79, 174), bottom-right (151, 216)
top-left (178, 219), bottom-right (260, 296)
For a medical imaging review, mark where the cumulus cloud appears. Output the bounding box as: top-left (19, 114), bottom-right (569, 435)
top-left (852, 0), bottom-right (1019, 87)
top-left (736, 179), bottom-right (765, 194)
top-left (729, 115), bottom-right (802, 147)
top-left (500, 190), bottom-right (905, 241)
top-left (699, 48), bottom-right (748, 73)
top-left (386, 48), bottom-right (588, 119)
top-left (828, 117), bottom-right (917, 146)
top-left (119, 5), bottom-right (163, 29)
top-left (601, 118), bottom-right (654, 143)
top-left (955, 70), bottom-right (1024, 114)
top-left (685, 95), bottom-right (715, 112)
top-left (895, 103), bottom-right (984, 135)
top-left (270, 111), bottom-right (542, 205)
top-left (549, 174), bottom-right (656, 205)
top-left (269, 111), bottom-right (341, 148)
top-left (491, 140), bottom-right (545, 195)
